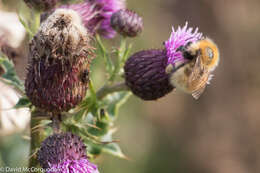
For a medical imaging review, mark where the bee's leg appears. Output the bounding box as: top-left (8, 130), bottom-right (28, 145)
top-left (176, 45), bottom-right (185, 52)
top-left (165, 64), bottom-right (174, 74)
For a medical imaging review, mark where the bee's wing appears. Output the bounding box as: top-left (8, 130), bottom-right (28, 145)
top-left (189, 57), bottom-right (210, 99)
top-left (192, 84), bottom-right (206, 99)
top-left (188, 57), bottom-right (204, 83)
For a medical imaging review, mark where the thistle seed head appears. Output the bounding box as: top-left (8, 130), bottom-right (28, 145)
top-left (25, 9), bottom-right (93, 112)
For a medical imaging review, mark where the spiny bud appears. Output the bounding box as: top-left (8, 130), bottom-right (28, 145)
top-left (111, 9), bottom-right (143, 37)
top-left (25, 9), bottom-right (93, 112)
top-left (124, 50), bottom-right (174, 100)
top-left (24, 0), bottom-right (59, 11)
top-left (37, 132), bottom-right (99, 172)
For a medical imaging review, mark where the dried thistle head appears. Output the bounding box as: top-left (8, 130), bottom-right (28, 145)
top-left (25, 9), bottom-right (93, 112)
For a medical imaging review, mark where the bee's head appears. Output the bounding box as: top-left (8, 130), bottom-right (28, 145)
top-left (177, 41), bottom-right (198, 61)
top-left (199, 38), bottom-right (219, 71)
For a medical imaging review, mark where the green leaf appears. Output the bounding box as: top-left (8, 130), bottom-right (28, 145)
top-left (18, 13), bottom-right (33, 39)
top-left (73, 108), bottom-right (87, 122)
top-left (87, 121), bottom-right (109, 137)
top-left (100, 130), bottom-right (127, 159)
top-left (102, 142), bottom-right (127, 159)
top-left (14, 97), bottom-right (31, 109)
top-left (31, 11), bottom-right (41, 35)
top-left (89, 80), bottom-right (97, 101)
top-left (80, 80), bottom-right (100, 117)
top-left (87, 142), bottom-right (102, 157)
top-left (105, 92), bottom-right (131, 120)
top-left (0, 55), bottom-right (24, 93)
top-left (83, 128), bottom-right (127, 159)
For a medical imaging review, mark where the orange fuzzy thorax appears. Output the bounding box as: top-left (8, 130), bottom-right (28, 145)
top-left (196, 38), bottom-right (219, 71)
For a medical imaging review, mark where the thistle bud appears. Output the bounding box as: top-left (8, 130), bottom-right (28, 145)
top-left (25, 9), bottom-right (93, 112)
top-left (124, 50), bottom-right (174, 100)
top-left (37, 133), bottom-right (99, 173)
top-left (111, 9), bottom-right (143, 37)
top-left (24, 0), bottom-right (59, 11)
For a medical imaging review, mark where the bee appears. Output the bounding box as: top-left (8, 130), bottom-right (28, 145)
top-left (166, 38), bottom-right (219, 99)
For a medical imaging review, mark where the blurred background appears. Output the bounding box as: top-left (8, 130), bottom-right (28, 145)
top-left (1, 0), bottom-right (260, 172)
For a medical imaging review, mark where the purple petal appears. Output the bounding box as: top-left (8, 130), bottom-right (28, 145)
top-left (164, 22), bottom-right (203, 65)
top-left (48, 158), bottom-right (99, 173)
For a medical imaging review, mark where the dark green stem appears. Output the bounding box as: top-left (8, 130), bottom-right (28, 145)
top-left (51, 113), bottom-right (61, 134)
top-left (96, 82), bottom-right (129, 100)
top-left (29, 110), bottom-right (47, 170)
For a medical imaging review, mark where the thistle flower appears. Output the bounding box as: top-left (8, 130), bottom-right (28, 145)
top-left (124, 50), bottom-right (174, 100)
top-left (111, 9), bottom-right (143, 37)
top-left (96, 0), bottom-right (126, 38)
top-left (58, 0), bottom-right (125, 38)
top-left (124, 22), bottom-right (203, 100)
top-left (37, 133), bottom-right (99, 173)
top-left (25, 9), bottom-right (93, 112)
top-left (164, 22), bottom-right (203, 66)
top-left (60, 1), bottom-right (104, 35)
top-left (24, 0), bottom-right (59, 11)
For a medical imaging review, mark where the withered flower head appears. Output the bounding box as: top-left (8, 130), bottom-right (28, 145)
top-left (25, 9), bottom-right (93, 112)
top-left (124, 50), bottom-right (174, 100)
top-left (111, 9), bottom-right (143, 37)
top-left (37, 132), bottom-right (99, 173)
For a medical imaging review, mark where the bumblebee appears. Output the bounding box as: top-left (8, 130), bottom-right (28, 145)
top-left (167, 38), bottom-right (220, 99)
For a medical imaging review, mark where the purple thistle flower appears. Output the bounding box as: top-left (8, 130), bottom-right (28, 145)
top-left (37, 133), bottom-right (99, 173)
top-left (60, 1), bottom-right (104, 35)
top-left (59, 0), bottom-right (125, 38)
top-left (49, 158), bottom-right (99, 173)
top-left (95, 0), bottom-right (126, 38)
top-left (164, 22), bottom-right (203, 65)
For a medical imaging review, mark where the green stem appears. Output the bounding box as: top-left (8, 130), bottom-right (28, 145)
top-left (96, 82), bottom-right (129, 100)
top-left (51, 113), bottom-right (61, 134)
top-left (29, 110), bottom-right (47, 170)
top-left (109, 38), bottom-right (126, 82)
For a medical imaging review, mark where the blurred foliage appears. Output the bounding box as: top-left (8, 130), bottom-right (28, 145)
top-left (0, 53), bottom-right (24, 93)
